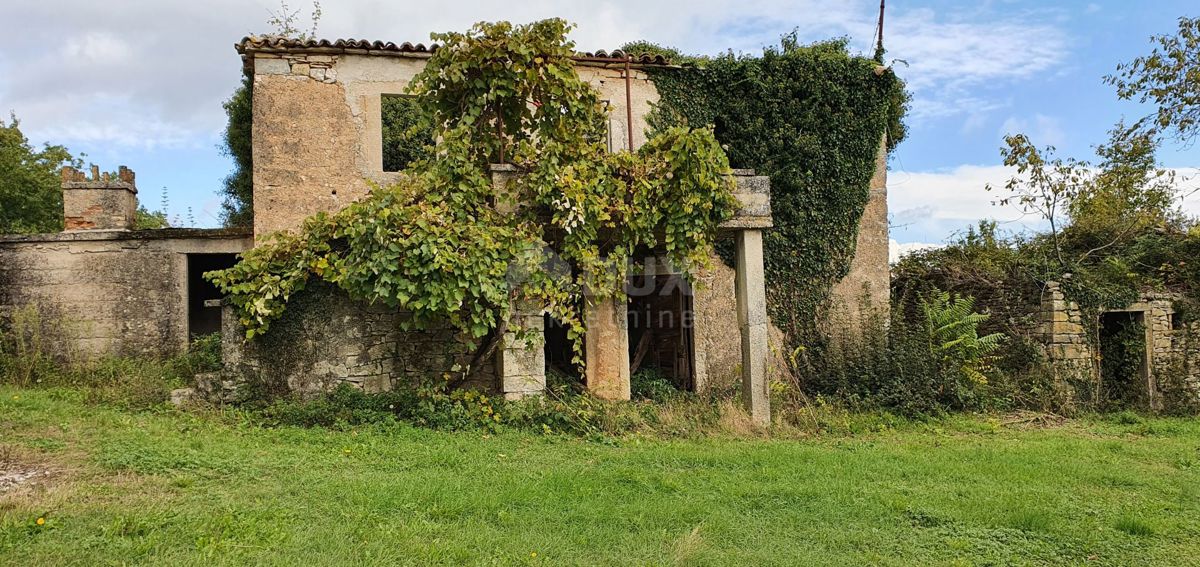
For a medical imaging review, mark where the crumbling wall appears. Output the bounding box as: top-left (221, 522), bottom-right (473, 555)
top-left (1165, 322), bottom-right (1200, 402)
top-left (1039, 282), bottom-right (1094, 376)
top-left (0, 230), bottom-right (252, 359)
top-left (1038, 284), bottom-right (1200, 407)
top-left (217, 283), bottom-right (496, 397)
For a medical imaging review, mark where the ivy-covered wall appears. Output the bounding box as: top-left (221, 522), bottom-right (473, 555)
top-left (630, 36), bottom-right (908, 348)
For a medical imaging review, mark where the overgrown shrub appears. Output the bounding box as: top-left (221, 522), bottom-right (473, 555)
top-left (0, 304), bottom-right (57, 387)
top-left (795, 289), bottom-right (1007, 416)
top-left (630, 367), bottom-right (681, 402)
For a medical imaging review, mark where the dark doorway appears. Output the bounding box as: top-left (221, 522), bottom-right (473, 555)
top-left (544, 315), bottom-right (582, 382)
top-left (627, 273), bottom-right (695, 391)
top-left (187, 254), bottom-right (239, 338)
top-left (1099, 311), bottom-right (1151, 410)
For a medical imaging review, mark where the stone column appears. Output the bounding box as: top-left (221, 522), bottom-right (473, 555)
top-left (735, 229), bottom-right (770, 426)
top-left (495, 309), bottom-right (546, 400)
top-left (585, 297), bottom-right (631, 400)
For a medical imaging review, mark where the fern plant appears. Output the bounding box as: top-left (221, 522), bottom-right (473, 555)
top-left (920, 290), bottom-right (1006, 385)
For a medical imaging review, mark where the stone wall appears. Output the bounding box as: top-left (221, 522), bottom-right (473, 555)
top-left (1038, 282), bottom-right (1096, 397)
top-left (691, 256), bottom-right (791, 393)
top-left (827, 135), bottom-right (890, 332)
top-left (217, 283), bottom-right (497, 397)
top-left (61, 166), bottom-right (138, 231)
top-left (0, 229), bottom-right (252, 359)
top-left (246, 48), bottom-right (659, 237)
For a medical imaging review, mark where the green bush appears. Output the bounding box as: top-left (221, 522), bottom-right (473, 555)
top-left (796, 289), bottom-right (1007, 416)
top-left (630, 367), bottom-right (680, 402)
top-left (257, 383), bottom-right (503, 432)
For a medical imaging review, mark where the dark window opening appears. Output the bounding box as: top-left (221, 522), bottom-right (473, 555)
top-left (627, 273), bottom-right (695, 393)
top-left (1099, 311), bottom-right (1151, 410)
top-left (381, 94), bottom-right (434, 172)
top-left (188, 253), bottom-right (239, 339)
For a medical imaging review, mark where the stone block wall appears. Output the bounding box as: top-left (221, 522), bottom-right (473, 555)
top-left (218, 284), bottom-right (497, 397)
top-left (0, 230), bottom-right (252, 360)
top-left (1039, 282), bottom-right (1093, 366)
top-left (1038, 284), bottom-right (1200, 407)
top-left (61, 166), bottom-right (137, 231)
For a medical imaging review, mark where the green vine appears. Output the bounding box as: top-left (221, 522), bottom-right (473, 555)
top-left (208, 19), bottom-right (738, 374)
top-left (626, 35), bottom-right (909, 348)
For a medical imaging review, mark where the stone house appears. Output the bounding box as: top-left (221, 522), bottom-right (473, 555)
top-left (0, 35), bottom-right (892, 423)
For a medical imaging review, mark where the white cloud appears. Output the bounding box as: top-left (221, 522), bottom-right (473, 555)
top-left (0, 0), bottom-right (1073, 150)
top-left (999, 113), bottom-right (1066, 148)
top-left (886, 8), bottom-right (1071, 123)
top-left (889, 239), bottom-right (941, 263)
top-left (889, 165), bottom-right (1200, 245)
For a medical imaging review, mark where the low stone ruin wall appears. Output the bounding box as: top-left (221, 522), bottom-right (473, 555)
top-left (214, 283), bottom-right (497, 399)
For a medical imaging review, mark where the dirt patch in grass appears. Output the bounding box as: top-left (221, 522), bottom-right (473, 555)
top-left (0, 445), bottom-right (56, 496)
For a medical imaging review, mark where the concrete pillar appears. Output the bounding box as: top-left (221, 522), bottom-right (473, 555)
top-left (585, 297), bottom-right (631, 400)
top-left (735, 229), bottom-right (770, 426)
top-left (495, 310), bottom-right (546, 400)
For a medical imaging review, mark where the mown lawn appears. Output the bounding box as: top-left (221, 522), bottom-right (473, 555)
top-left (1, 386), bottom-right (1198, 566)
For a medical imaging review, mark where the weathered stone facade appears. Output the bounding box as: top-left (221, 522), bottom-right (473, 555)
top-left (1039, 282), bottom-right (1094, 379)
top-left (240, 39), bottom-right (660, 237)
top-left (3, 34), bottom-right (894, 424)
top-left (61, 166), bottom-right (138, 232)
top-left (0, 228), bottom-right (251, 359)
top-left (828, 134), bottom-right (890, 331)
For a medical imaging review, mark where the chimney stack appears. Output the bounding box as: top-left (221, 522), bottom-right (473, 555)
top-left (61, 165), bottom-right (138, 231)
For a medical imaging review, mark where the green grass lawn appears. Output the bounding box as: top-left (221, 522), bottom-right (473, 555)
top-left (2, 386), bottom-right (1198, 566)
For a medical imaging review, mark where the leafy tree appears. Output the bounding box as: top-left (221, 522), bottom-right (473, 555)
top-left (0, 114), bottom-right (80, 234)
top-left (1106, 16), bottom-right (1200, 144)
top-left (1067, 122), bottom-right (1181, 257)
top-left (134, 206), bottom-right (170, 229)
top-left (219, 77), bottom-right (253, 227)
top-left (989, 122), bottom-right (1182, 269)
top-left (987, 134), bottom-right (1088, 269)
top-left (381, 96), bottom-right (433, 171)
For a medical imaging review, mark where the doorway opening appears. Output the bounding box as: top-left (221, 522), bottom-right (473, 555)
top-left (1099, 311), bottom-right (1151, 410)
top-left (187, 253), bottom-right (239, 339)
top-left (627, 273), bottom-right (696, 393)
top-left (544, 314), bottom-right (582, 383)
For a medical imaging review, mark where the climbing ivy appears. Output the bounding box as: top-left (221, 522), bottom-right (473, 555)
top-left (625, 35), bottom-right (909, 348)
top-left (208, 19), bottom-right (738, 375)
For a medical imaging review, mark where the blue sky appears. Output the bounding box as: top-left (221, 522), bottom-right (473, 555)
top-left (2, 0), bottom-right (1196, 249)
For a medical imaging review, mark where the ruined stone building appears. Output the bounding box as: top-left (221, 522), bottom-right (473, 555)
top-left (1039, 282), bottom-right (1200, 410)
top-left (0, 36), bottom-right (892, 422)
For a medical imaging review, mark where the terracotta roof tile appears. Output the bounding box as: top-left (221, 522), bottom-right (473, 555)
top-left (235, 36), bottom-right (672, 66)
